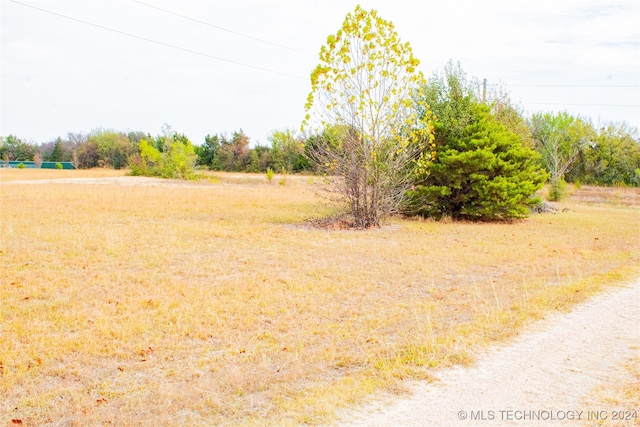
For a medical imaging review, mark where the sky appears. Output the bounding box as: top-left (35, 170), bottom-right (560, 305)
top-left (2, 0), bottom-right (639, 146)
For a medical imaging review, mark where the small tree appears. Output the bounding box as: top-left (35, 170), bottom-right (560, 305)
top-left (530, 112), bottom-right (594, 200)
top-left (303, 5), bottom-right (433, 228)
top-left (49, 138), bottom-right (65, 162)
top-left (128, 128), bottom-right (197, 179)
top-left (33, 152), bottom-right (43, 168)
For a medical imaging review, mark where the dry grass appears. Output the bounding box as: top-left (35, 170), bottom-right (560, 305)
top-left (584, 354), bottom-right (640, 426)
top-left (0, 167), bottom-right (126, 181)
top-left (1, 169), bottom-right (639, 426)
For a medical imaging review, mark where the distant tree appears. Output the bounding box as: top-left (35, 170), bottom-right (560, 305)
top-left (246, 149), bottom-right (261, 173)
top-left (66, 132), bottom-right (87, 149)
top-left (127, 131), bottom-right (148, 145)
top-left (88, 129), bottom-right (137, 169)
top-left (0, 134), bottom-right (35, 161)
top-left (211, 135), bottom-right (234, 171)
top-left (577, 123), bottom-right (640, 186)
top-left (486, 82), bottom-right (535, 148)
top-left (49, 137), bottom-right (66, 162)
top-left (530, 112), bottom-right (595, 200)
top-left (77, 140), bottom-right (100, 168)
top-left (230, 130), bottom-right (250, 171)
top-left (267, 128), bottom-right (307, 173)
top-left (196, 134), bottom-right (222, 168)
top-left (129, 127), bottom-right (197, 179)
top-left (407, 63), bottom-right (547, 220)
top-left (303, 5), bottom-right (433, 228)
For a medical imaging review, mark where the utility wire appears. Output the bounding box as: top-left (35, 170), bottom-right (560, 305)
top-left (10, 0), bottom-right (306, 80)
top-left (133, 0), bottom-right (314, 57)
top-left (510, 84), bottom-right (640, 88)
top-left (525, 102), bottom-right (639, 107)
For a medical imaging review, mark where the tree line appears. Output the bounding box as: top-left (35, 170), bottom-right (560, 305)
top-left (2, 7), bottom-right (639, 225)
top-left (2, 104), bottom-right (637, 189)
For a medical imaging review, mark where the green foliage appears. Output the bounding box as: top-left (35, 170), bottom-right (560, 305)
top-left (87, 129), bottom-right (138, 169)
top-left (530, 111), bottom-right (595, 197)
top-left (408, 63), bottom-right (547, 220)
top-left (55, 162), bottom-right (63, 170)
top-left (572, 123), bottom-right (640, 187)
top-left (49, 138), bottom-right (66, 162)
top-left (128, 127), bottom-right (197, 179)
top-left (17, 162), bottom-right (25, 169)
top-left (548, 178), bottom-right (566, 201)
top-left (196, 134), bottom-right (221, 168)
top-left (77, 140), bottom-right (100, 169)
top-left (266, 167), bottom-right (274, 182)
top-left (303, 5), bottom-right (434, 228)
top-left (267, 129), bottom-right (307, 173)
top-left (203, 130), bottom-right (251, 172)
top-left (1, 134), bottom-right (36, 161)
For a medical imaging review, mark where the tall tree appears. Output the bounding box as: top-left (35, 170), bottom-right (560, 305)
top-left (530, 112), bottom-right (595, 200)
top-left (303, 5), bottom-right (433, 228)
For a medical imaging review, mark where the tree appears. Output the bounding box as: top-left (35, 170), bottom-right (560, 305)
top-left (0, 135), bottom-right (35, 161)
top-left (49, 137), bottom-right (66, 162)
top-left (77, 140), bottom-right (100, 168)
top-left (407, 63), bottom-right (547, 220)
top-left (578, 123), bottom-right (640, 186)
top-left (303, 5), bottom-right (433, 228)
top-left (230, 130), bottom-right (250, 171)
top-left (530, 112), bottom-right (595, 200)
top-left (267, 128), bottom-right (307, 173)
top-left (88, 129), bottom-right (137, 169)
top-left (128, 127), bottom-right (197, 179)
top-left (196, 134), bottom-right (222, 168)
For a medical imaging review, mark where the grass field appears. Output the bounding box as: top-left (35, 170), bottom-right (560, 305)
top-left (1, 169), bottom-right (639, 426)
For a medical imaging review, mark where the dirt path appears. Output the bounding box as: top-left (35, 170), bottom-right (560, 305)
top-left (338, 279), bottom-right (640, 426)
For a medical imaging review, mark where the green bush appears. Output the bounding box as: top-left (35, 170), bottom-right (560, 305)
top-left (17, 162), bottom-right (25, 169)
top-left (55, 162), bottom-right (63, 169)
top-left (266, 167), bottom-right (274, 183)
top-left (408, 103), bottom-right (547, 220)
top-left (128, 132), bottom-right (197, 179)
top-left (548, 178), bottom-right (566, 201)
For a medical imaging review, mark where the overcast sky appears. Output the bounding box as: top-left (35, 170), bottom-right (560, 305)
top-left (2, 0), bottom-right (639, 146)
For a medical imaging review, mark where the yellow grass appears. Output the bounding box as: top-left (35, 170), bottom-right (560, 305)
top-left (584, 355), bottom-right (640, 427)
top-left (1, 169), bottom-right (639, 425)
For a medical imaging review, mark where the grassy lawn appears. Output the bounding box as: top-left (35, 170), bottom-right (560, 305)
top-left (1, 169), bottom-right (639, 426)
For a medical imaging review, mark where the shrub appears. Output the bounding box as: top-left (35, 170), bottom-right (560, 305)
top-left (548, 178), bottom-right (566, 201)
top-left (17, 162), bottom-right (25, 169)
top-left (55, 162), bottom-right (63, 169)
top-left (128, 131), bottom-right (197, 179)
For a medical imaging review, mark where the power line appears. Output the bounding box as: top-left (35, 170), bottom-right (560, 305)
top-left (525, 102), bottom-right (639, 107)
top-left (10, 0), bottom-right (305, 80)
top-left (132, 0), bottom-right (314, 57)
top-left (510, 84), bottom-right (640, 88)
